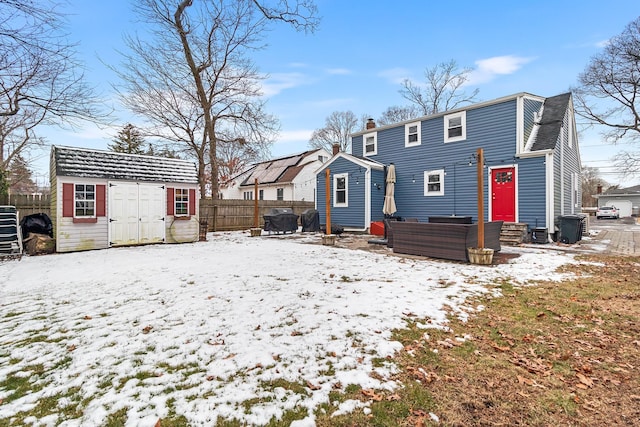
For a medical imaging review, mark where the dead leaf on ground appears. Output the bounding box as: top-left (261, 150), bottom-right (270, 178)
top-left (306, 381), bottom-right (321, 390)
top-left (576, 372), bottom-right (594, 388)
top-left (361, 389), bottom-right (383, 401)
top-left (142, 325), bottom-right (153, 334)
top-left (490, 341), bottom-right (510, 352)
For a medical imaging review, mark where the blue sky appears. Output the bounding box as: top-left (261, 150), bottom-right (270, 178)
top-left (32, 0), bottom-right (640, 188)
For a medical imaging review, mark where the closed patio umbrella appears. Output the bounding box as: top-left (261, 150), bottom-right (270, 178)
top-left (382, 163), bottom-right (397, 216)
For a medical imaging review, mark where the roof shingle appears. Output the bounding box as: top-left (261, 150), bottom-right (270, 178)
top-left (52, 146), bottom-right (198, 184)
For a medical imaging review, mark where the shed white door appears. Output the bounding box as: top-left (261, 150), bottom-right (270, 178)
top-left (109, 183), bottom-right (165, 246)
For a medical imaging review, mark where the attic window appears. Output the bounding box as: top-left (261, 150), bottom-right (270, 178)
top-left (444, 111), bottom-right (466, 143)
top-left (405, 121), bottom-right (421, 147)
top-left (363, 132), bottom-right (377, 156)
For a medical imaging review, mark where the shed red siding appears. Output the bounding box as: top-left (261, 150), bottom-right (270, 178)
top-left (96, 185), bottom-right (106, 216)
top-left (62, 183), bottom-right (74, 217)
top-left (166, 187), bottom-right (175, 216)
top-left (189, 188), bottom-right (196, 216)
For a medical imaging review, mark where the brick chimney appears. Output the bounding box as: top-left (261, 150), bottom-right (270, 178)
top-left (332, 143), bottom-right (340, 155)
top-left (366, 118), bottom-right (376, 129)
top-left (597, 184), bottom-right (603, 194)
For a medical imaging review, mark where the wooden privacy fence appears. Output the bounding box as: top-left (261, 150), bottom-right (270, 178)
top-left (2, 194), bottom-right (315, 232)
top-left (1, 194), bottom-right (51, 221)
top-left (199, 199), bottom-right (315, 232)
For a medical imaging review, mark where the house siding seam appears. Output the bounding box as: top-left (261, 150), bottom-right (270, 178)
top-left (516, 157), bottom-right (548, 228)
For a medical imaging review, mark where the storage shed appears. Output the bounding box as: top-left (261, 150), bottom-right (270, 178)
top-left (50, 146), bottom-right (200, 253)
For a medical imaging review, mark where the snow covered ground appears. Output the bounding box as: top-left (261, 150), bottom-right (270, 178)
top-left (0, 231), bottom-right (581, 426)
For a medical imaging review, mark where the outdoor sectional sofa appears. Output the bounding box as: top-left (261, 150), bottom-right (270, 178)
top-left (385, 219), bottom-right (504, 262)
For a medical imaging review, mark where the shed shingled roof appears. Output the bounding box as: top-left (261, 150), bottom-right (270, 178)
top-left (531, 92), bottom-right (572, 152)
top-left (52, 146), bottom-right (198, 184)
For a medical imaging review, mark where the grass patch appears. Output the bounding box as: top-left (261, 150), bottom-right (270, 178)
top-left (2, 254), bottom-right (638, 427)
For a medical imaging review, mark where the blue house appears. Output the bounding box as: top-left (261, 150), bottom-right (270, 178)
top-left (315, 92), bottom-right (582, 239)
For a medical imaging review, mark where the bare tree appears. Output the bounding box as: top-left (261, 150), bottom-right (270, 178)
top-left (377, 105), bottom-right (421, 126)
top-left (308, 110), bottom-right (360, 153)
top-left (0, 0), bottom-right (105, 176)
top-left (119, 0), bottom-right (317, 198)
top-left (400, 59), bottom-right (479, 116)
top-left (581, 166), bottom-right (609, 207)
top-left (573, 17), bottom-right (640, 178)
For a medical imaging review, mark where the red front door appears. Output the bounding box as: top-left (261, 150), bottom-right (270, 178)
top-left (491, 167), bottom-right (516, 222)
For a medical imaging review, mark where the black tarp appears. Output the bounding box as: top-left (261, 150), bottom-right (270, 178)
top-left (300, 209), bottom-right (320, 232)
top-left (20, 213), bottom-right (53, 238)
top-left (263, 208), bottom-right (299, 233)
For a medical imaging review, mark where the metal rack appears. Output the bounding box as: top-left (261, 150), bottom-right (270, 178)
top-left (0, 206), bottom-right (23, 260)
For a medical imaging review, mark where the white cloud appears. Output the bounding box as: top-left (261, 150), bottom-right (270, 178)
top-left (467, 55), bottom-right (536, 85)
top-left (261, 72), bottom-right (309, 97)
top-left (276, 129), bottom-right (313, 143)
top-left (378, 67), bottom-right (412, 84)
top-left (595, 39), bottom-right (610, 48)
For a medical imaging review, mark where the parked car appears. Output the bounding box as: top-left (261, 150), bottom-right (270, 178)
top-left (596, 206), bottom-right (619, 219)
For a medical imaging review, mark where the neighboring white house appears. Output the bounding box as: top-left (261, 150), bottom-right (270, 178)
top-left (220, 149), bottom-right (330, 202)
top-left (594, 184), bottom-right (640, 217)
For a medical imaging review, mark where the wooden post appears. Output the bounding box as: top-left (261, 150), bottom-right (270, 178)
top-left (213, 204), bottom-right (218, 232)
top-left (253, 178), bottom-right (259, 228)
top-left (325, 169), bottom-right (331, 235)
top-left (477, 147), bottom-right (485, 249)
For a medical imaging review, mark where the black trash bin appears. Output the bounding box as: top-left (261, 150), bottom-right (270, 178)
top-left (559, 215), bottom-right (583, 244)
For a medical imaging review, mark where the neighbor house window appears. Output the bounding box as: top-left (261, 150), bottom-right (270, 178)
top-left (405, 121), bottom-right (421, 147)
top-left (259, 189), bottom-right (264, 200)
top-left (363, 132), bottom-right (377, 156)
top-left (333, 173), bottom-right (348, 207)
top-left (276, 188), bottom-right (284, 201)
top-left (444, 111), bottom-right (466, 142)
top-left (243, 191), bottom-right (253, 200)
top-left (74, 184), bottom-right (95, 217)
top-left (175, 188), bottom-right (189, 216)
top-left (424, 169), bottom-right (445, 196)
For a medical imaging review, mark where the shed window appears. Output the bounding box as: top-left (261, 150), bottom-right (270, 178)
top-left (424, 169), bottom-right (445, 196)
top-left (444, 111), bottom-right (466, 142)
top-left (75, 184), bottom-right (95, 217)
top-left (333, 173), bottom-right (348, 207)
top-left (175, 188), bottom-right (189, 216)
